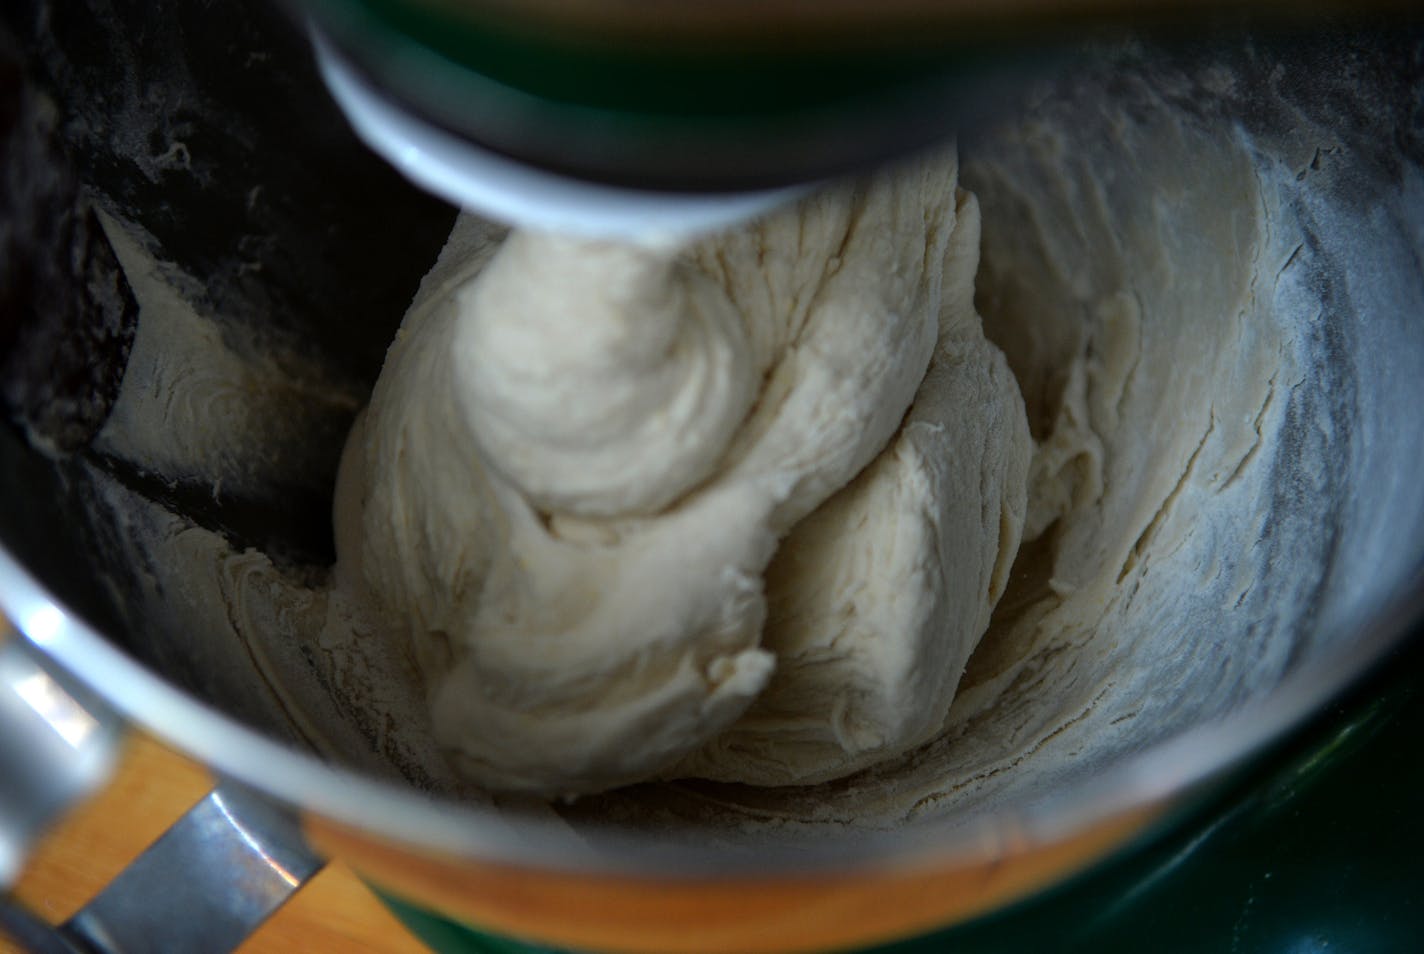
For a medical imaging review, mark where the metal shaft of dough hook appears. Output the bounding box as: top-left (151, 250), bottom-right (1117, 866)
top-left (310, 27), bottom-right (809, 242)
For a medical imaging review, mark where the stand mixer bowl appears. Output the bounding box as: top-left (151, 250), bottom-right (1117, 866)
top-left (2, 3), bottom-right (1423, 951)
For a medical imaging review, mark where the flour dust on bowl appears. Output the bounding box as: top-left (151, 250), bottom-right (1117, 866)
top-left (1, 6), bottom-right (1423, 953)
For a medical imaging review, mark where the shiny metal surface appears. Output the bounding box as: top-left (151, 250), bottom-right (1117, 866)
top-left (0, 639), bottom-right (120, 889)
top-left (0, 20), bottom-right (1422, 879)
top-left (310, 30), bottom-right (808, 240)
top-left (63, 784), bottom-right (324, 954)
top-left (1, 633), bottom-right (322, 953)
top-left (0, 899), bottom-right (79, 954)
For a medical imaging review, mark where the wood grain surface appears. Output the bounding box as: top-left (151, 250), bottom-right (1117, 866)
top-left (2, 733), bottom-right (429, 954)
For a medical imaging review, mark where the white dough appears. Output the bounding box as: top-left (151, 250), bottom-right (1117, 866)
top-left (671, 192), bottom-right (1030, 785)
top-left (334, 152), bottom-right (1034, 795)
top-left (79, 55), bottom-right (1352, 836)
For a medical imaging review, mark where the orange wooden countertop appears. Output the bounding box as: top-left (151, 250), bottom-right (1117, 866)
top-left (2, 733), bottom-right (429, 954)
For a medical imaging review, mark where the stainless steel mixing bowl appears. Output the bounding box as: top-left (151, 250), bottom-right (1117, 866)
top-left (2, 4), bottom-right (1422, 952)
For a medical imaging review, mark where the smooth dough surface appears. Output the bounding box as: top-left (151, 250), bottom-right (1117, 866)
top-left (333, 152), bottom-right (1033, 795)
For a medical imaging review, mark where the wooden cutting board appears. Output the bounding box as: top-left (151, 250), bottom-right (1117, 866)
top-left (2, 732), bottom-right (428, 954)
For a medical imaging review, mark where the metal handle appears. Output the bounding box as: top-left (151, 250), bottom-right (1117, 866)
top-left (0, 637), bottom-right (324, 953)
top-left (0, 638), bottom-right (122, 889)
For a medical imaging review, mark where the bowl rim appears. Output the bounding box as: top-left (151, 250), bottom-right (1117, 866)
top-left (2, 542), bottom-right (1418, 877)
